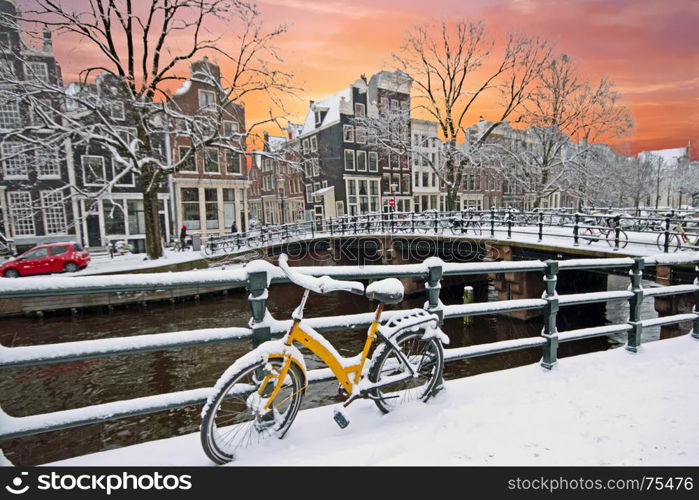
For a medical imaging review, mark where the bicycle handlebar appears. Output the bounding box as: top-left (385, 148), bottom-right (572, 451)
top-left (278, 254), bottom-right (365, 296)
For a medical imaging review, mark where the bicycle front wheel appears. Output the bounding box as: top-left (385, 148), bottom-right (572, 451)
top-left (368, 330), bottom-right (444, 414)
top-left (605, 229), bottom-right (629, 249)
top-left (656, 233), bottom-right (680, 252)
top-left (200, 357), bottom-right (305, 464)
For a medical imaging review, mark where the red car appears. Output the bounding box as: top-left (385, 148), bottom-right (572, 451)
top-left (0, 242), bottom-right (91, 278)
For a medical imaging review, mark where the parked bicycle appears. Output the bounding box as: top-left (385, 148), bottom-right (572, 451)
top-left (655, 221), bottom-right (699, 252)
top-left (581, 215), bottom-right (629, 248)
top-left (200, 254), bottom-right (447, 464)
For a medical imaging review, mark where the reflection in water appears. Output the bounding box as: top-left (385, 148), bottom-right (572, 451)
top-left (0, 272), bottom-right (651, 465)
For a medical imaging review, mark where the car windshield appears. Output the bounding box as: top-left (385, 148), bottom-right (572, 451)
top-left (73, 243), bottom-right (84, 251)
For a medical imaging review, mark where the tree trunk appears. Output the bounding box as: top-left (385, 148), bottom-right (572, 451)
top-left (141, 172), bottom-right (163, 260)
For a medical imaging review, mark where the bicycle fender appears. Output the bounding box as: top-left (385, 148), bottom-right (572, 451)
top-left (378, 308), bottom-right (450, 344)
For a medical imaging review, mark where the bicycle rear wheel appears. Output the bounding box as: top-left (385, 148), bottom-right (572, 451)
top-left (656, 233), bottom-right (680, 252)
top-left (367, 330), bottom-right (444, 414)
top-left (605, 229), bottom-right (629, 248)
top-left (200, 357), bottom-right (305, 464)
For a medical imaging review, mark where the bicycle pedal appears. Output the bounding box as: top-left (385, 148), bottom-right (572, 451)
top-left (333, 408), bottom-right (350, 429)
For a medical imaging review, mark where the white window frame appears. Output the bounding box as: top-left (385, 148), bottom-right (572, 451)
top-left (302, 139), bottom-right (310, 154)
top-left (2, 142), bottom-right (29, 179)
top-left (223, 120), bottom-right (238, 137)
top-left (312, 158), bottom-right (320, 177)
top-left (25, 61), bottom-right (49, 82)
top-left (355, 127), bottom-right (366, 144)
top-left (36, 147), bottom-right (61, 179)
top-left (110, 101), bottom-right (125, 121)
top-left (178, 146), bottom-right (196, 172)
top-left (0, 99), bottom-right (20, 129)
top-left (41, 190), bottom-right (67, 235)
top-left (368, 151), bottom-right (378, 172)
top-left (343, 125), bottom-right (354, 143)
top-left (356, 150), bottom-right (367, 172)
top-left (8, 191), bottom-right (35, 236)
top-left (204, 148), bottom-right (220, 174)
top-left (354, 103), bottom-right (365, 117)
top-left (198, 89), bottom-right (216, 108)
top-left (81, 155), bottom-right (106, 186)
top-left (310, 135), bottom-right (318, 152)
top-left (0, 32), bottom-right (11, 53)
top-left (344, 149), bottom-right (355, 171)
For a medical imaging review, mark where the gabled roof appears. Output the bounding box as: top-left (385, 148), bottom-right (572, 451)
top-left (301, 87), bottom-right (352, 135)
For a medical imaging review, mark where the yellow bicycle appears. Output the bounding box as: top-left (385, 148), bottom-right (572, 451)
top-left (200, 254), bottom-right (447, 464)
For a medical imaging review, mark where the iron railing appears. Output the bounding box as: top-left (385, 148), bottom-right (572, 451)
top-left (1, 254), bottom-right (698, 448)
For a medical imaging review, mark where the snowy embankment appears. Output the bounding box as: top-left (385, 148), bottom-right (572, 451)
top-left (72, 249), bottom-right (207, 276)
top-left (50, 334), bottom-right (699, 466)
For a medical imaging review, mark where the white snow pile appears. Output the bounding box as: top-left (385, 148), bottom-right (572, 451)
top-left (49, 334), bottom-right (699, 466)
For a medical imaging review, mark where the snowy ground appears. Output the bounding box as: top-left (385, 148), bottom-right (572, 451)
top-left (50, 334), bottom-right (699, 467)
top-left (72, 248), bottom-right (206, 276)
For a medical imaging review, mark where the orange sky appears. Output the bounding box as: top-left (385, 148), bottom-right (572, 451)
top-left (47, 0), bottom-right (698, 155)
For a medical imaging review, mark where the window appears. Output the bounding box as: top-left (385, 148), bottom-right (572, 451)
top-left (382, 173), bottom-right (390, 193)
top-left (41, 191), bottom-right (67, 234)
top-left (302, 139), bottom-right (309, 154)
top-left (205, 188), bottom-right (219, 229)
top-left (356, 150), bottom-right (367, 172)
top-left (25, 62), bottom-right (48, 82)
top-left (390, 99), bottom-right (399, 110)
top-left (223, 189), bottom-right (236, 229)
top-left (199, 90), bottom-right (216, 108)
top-left (355, 127), bottom-right (367, 144)
top-left (312, 158), bottom-right (320, 177)
top-left (336, 201), bottom-right (345, 217)
top-left (344, 149), bottom-right (355, 171)
top-left (402, 174), bottom-right (411, 193)
top-left (36, 147), bottom-right (60, 178)
top-left (9, 191), bottom-right (35, 236)
top-left (310, 135), bottom-right (318, 152)
top-left (223, 120), bottom-right (238, 137)
top-left (204, 148), bottom-right (220, 173)
top-left (178, 146), bottom-right (196, 171)
top-left (464, 174), bottom-right (481, 191)
top-left (103, 200), bottom-right (126, 234)
top-left (226, 151), bottom-right (241, 174)
top-left (390, 152), bottom-right (399, 170)
top-left (379, 97), bottom-right (389, 112)
top-left (305, 184), bottom-right (313, 203)
top-left (110, 101), bottom-right (125, 120)
top-left (50, 245), bottom-right (69, 256)
top-left (0, 59), bottom-right (14, 77)
top-left (354, 103), bottom-right (365, 117)
top-left (181, 188), bottom-right (201, 230)
top-left (0, 100), bottom-right (20, 128)
top-left (127, 200), bottom-right (145, 234)
top-left (2, 142), bottom-right (29, 178)
top-left (343, 125), bottom-right (354, 143)
top-left (368, 152), bottom-right (378, 172)
top-left (81, 155), bottom-right (106, 185)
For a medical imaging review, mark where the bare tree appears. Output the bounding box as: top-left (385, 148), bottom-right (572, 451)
top-left (491, 54), bottom-right (633, 208)
top-left (377, 20), bottom-right (551, 210)
top-left (1, 0), bottom-right (294, 259)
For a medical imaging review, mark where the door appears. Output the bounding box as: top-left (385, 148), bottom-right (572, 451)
top-left (49, 245), bottom-right (70, 272)
top-left (18, 247), bottom-right (50, 275)
top-left (86, 214), bottom-right (101, 247)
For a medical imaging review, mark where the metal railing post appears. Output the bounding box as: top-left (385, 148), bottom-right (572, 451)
top-left (425, 259), bottom-right (444, 324)
top-left (507, 207), bottom-right (513, 239)
top-left (626, 257), bottom-right (645, 352)
top-left (613, 215), bottom-right (621, 251)
top-left (693, 264), bottom-right (699, 340)
top-left (573, 213), bottom-right (580, 246)
top-left (411, 212), bottom-right (415, 233)
top-left (247, 270), bottom-right (270, 347)
top-left (330, 218), bottom-right (334, 236)
top-left (664, 216), bottom-right (670, 253)
top-left (538, 211), bottom-right (544, 242)
top-left (433, 210), bottom-right (439, 234)
top-left (541, 260), bottom-right (559, 370)
top-left (490, 206), bottom-right (495, 237)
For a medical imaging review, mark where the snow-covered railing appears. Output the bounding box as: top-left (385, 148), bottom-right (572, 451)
top-left (1, 255), bottom-right (699, 447)
top-left (203, 208), bottom-right (699, 257)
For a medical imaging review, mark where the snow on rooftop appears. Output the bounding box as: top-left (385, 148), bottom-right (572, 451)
top-left (174, 80), bottom-right (192, 96)
top-left (301, 87), bottom-right (352, 135)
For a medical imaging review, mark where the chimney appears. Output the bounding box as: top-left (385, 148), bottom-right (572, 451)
top-left (42, 27), bottom-right (53, 53)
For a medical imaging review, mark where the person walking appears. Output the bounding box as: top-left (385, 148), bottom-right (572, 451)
top-left (231, 222), bottom-right (238, 233)
top-left (179, 224), bottom-right (187, 251)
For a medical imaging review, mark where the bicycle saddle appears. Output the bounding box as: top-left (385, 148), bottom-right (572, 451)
top-left (365, 278), bottom-right (404, 304)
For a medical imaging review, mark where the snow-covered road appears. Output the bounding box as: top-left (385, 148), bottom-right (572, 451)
top-left (50, 334), bottom-right (699, 467)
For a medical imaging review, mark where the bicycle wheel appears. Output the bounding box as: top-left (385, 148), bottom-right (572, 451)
top-left (605, 229), bottom-right (629, 249)
top-left (368, 330), bottom-right (444, 414)
top-left (200, 357), bottom-right (305, 464)
top-left (656, 233), bottom-right (680, 252)
top-left (582, 228), bottom-right (598, 245)
top-left (466, 222), bottom-right (482, 236)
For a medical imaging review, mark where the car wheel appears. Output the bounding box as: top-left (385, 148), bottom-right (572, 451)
top-left (4, 268), bottom-right (19, 278)
top-left (63, 262), bottom-right (79, 273)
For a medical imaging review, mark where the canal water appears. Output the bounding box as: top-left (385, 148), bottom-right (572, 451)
top-left (0, 269), bottom-right (660, 465)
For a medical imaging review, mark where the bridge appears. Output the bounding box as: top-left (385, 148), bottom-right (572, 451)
top-left (1, 250), bottom-right (698, 465)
